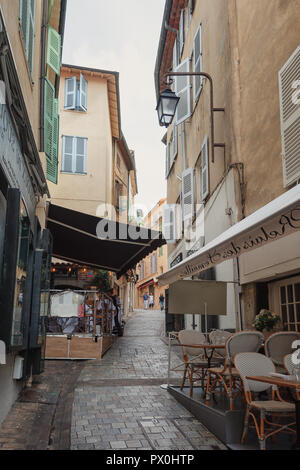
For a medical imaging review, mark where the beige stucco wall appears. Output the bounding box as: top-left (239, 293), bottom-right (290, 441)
top-left (48, 68), bottom-right (113, 217)
top-left (233, 0), bottom-right (300, 216)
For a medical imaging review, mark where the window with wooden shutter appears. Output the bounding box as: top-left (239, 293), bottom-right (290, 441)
top-left (175, 59), bottom-right (191, 125)
top-left (62, 136), bottom-right (87, 174)
top-left (179, 9), bottom-right (185, 57)
top-left (193, 24), bottom-right (203, 102)
top-left (201, 136), bottom-right (209, 201)
top-left (163, 204), bottom-right (177, 244)
top-left (79, 74), bottom-right (88, 111)
top-left (279, 44), bottom-right (300, 187)
top-left (182, 168), bottom-right (194, 221)
top-left (44, 78), bottom-right (54, 161)
top-left (19, 0), bottom-right (35, 76)
top-left (47, 26), bottom-right (61, 76)
top-left (165, 142), bottom-right (170, 179)
top-left (171, 125), bottom-right (178, 164)
top-left (64, 77), bottom-right (76, 110)
top-left (47, 98), bottom-right (59, 183)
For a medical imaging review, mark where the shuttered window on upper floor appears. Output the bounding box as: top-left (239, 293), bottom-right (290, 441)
top-left (179, 9), bottom-right (185, 58)
top-left (65, 75), bottom-right (88, 111)
top-left (47, 26), bottom-right (61, 76)
top-left (175, 58), bottom-right (191, 125)
top-left (19, 0), bottom-right (35, 77)
top-left (193, 24), bottom-right (203, 103)
top-left (279, 44), bottom-right (300, 187)
top-left (165, 141), bottom-right (170, 179)
top-left (201, 136), bottom-right (209, 201)
top-left (171, 125), bottom-right (178, 165)
top-left (182, 167), bottom-right (195, 221)
top-left (44, 78), bottom-right (59, 183)
top-left (62, 136), bottom-right (87, 174)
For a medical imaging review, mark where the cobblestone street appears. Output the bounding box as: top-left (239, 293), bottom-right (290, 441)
top-left (0, 309), bottom-right (225, 451)
top-left (71, 309), bottom-right (226, 450)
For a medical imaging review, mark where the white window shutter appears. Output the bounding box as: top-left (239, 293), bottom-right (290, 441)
top-left (279, 44), bottom-right (300, 187)
top-left (165, 142), bottom-right (170, 179)
top-left (193, 24), bottom-right (203, 102)
top-left (173, 36), bottom-right (178, 71)
top-left (175, 59), bottom-right (191, 125)
top-left (79, 73), bottom-right (88, 111)
top-left (179, 10), bottom-right (184, 57)
top-left (201, 136), bottom-right (209, 201)
top-left (75, 137), bottom-right (87, 173)
top-left (182, 168), bottom-right (194, 221)
top-left (171, 125), bottom-right (178, 163)
top-left (62, 136), bottom-right (74, 172)
top-left (162, 204), bottom-right (177, 243)
top-left (64, 77), bottom-right (76, 109)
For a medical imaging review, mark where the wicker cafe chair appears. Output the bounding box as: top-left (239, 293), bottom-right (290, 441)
top-left (265, 332), bottom-right (300, 373)
top-left (209, 329), bottom-right (232, 360)
top-left (205, 331), bottom-right (264, 410)
top-left (177, 330), bottom-right (221, 398)
top-left (283, 353), bottom-right (300, 401)
top-left (234, 352), bottom-right (296, 450)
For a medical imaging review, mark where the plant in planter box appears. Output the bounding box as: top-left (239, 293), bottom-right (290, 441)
top-left (253, 309), bottom-right (281, 332)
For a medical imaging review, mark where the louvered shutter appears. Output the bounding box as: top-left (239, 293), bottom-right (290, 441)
top-left (193, 24), bottom-right (203, 102)
top-left (165, 142), bottom-right (170, 179)
top-left (47, 26), bottom-right (61, 75)
top-left (175, 59), bottom-right (191, 125)
top-left (48, 0), bottom-right (54, 21)
top-left (201, 136), bottom-right (209, 200)
top-left (279, 44), bottom-right (300, 187)
top-left (79, 74), bottom-right (88, 111)
top-left (44, 78), bottom-right (54, 161)
top-left (163, 205), bottom-right (176, 244)
top-left (64, 77), bottom-right (76, 109)
top-left (182, 168), bottom-right (194, 221)
top-left (47, 99), bottom-right (59, 183)
top-left (62, 136), bottom-right (74, 173)
top-left (75, 137), bottom-right (87, 174)
top-left (171, 125), bottom-right (178, 163)
top-left (20, 0), bottom-right (35, 76)
top-left (179, 10), bottom-right (184, 57)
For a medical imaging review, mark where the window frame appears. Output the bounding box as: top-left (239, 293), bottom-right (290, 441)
top-left (61, 135), bottom-right (87, 174)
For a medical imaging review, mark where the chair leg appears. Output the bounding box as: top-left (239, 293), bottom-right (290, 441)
top-left (259, 411), bottom-right (266, 451)
top-left (190, 366), bottom-right (194, 398)
top-left (181, 364), bottom-right (188, 391)
top-left (241, 406), bottom-right (250, 444)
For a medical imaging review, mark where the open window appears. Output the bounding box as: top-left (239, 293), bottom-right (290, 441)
top-left (64, 74), bottom-right (88, 111)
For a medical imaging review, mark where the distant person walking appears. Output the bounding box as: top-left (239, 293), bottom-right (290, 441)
top-left (149, 294), bottom-right (154, 309)
top-left (143, 293), bottom-right (149, 310)
top-left (159, 294), bottom-right (164, 311)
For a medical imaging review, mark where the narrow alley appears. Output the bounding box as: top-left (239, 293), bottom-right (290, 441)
top-left (0, 310), bottom-right (225, 451)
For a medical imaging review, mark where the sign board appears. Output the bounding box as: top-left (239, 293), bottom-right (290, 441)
top-left (168, 280), bottom-right (227, 315)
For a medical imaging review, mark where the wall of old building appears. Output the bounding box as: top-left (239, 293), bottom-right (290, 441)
top-left (48, 68), bottom-right (113, 217)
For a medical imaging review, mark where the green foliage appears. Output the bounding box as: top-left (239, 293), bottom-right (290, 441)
top-left (253, 309), bottom-right (281, 332)
top-left (91, 270), bottom-right (111, 292)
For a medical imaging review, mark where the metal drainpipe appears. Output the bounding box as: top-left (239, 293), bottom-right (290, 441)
top-left (40, 0), bottom-right (48, 152)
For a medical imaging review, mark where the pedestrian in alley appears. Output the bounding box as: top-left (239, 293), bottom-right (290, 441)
top-left (149, 293), bottom-right (154, 309)
top-left (143, 292), bottom-right (149, 309)
top-left (159, 293), bottom-right (164, 311)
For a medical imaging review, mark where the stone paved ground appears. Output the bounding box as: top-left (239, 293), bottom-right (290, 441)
top-left (71, 309), bottom-right (226, 450)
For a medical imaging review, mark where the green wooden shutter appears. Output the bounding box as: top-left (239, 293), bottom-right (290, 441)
top-left (47, 98), bottom-right (59, 184)
top-left (44, 78), bottom-right (54, 161)
top-left (19, 0), bottom-right (35, 76)
top-left (48, 0), bottom-right (54, 21)
top-left (47, 26), bottom-right (61, 76)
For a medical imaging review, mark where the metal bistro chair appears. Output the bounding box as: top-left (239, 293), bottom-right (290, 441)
top-left (177, 330), bottom-right (223, 398)
top-left (234, 352), bottom-right (296, 450)
top-left (265, 331), bottom-right (300, 373)
top-left (206, 331), bottom-right (264, 410)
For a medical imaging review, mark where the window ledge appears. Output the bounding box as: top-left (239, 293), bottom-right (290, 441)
top-left (60, 171), bottom-right (87, 176)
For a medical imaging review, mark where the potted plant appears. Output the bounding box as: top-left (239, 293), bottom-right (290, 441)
top-left (253, 309), bottom-right (281, 338)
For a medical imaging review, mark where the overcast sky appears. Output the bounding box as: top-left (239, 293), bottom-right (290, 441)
top-left (62, 0), bottom-right (167, 216)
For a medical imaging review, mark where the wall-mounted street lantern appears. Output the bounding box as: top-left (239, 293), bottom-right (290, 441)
top-left (156, 72), bottom-right (225, 163)
top-left (156, 88), bottom-right (180, 128)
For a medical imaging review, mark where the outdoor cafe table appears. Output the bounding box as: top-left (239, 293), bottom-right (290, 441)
top-left (246, 375), bottom-right (300, 450)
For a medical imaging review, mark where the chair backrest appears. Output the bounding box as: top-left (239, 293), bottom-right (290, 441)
top-left (283, 353), bottom-right (294, 375)
top-left (209, 330), bottom-right (232, 357)
top-left (234, 352), bottom-right (276, 393)
top-left (265, 332), bottom-right (300, 366)
top-left (226, 331), bottom-right (264, 364)
top-left (178, 330), bottom-right (207, 357)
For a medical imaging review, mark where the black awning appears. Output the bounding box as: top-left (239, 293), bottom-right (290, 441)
top-left (46, 204), bottom-right (166, 278)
